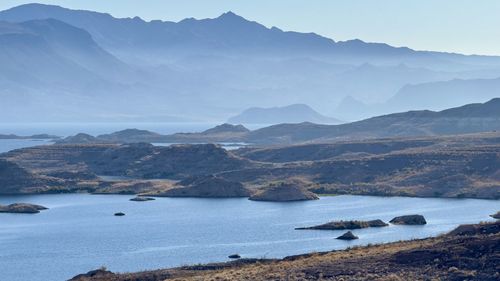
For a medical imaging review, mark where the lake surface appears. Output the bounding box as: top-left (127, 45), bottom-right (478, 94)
top-left (0, 139), bottom-right (54, 153)
top-left (0, 194), bottom-right (497, 281)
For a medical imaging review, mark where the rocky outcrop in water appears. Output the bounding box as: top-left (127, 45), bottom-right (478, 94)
top-left (390, 215), bottom-right (427, 225)
top-left (0, 203), bottom-right (48, 213)
top-left (130, 196), bottom-right (155, 202)
top-left (249, 181), bottom-right (319, 202)
top-left (490, 211), bottom-right (500, 219)
top-left (336, 231), bottom-right (359, 240)
top-left (296, 219), bottom-right (388, 230)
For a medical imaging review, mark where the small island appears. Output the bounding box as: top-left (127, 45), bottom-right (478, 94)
top-left (130, 196), bottom-right (155, 202)
top-left (296, 219), bottom-right (388, 230)
top-left (0, 203), bottom-right (48, 214)
top-left (336, 231), bottom-right (359, 240)
top-left (0, 133), bottom-right (59, 140)
top-left (390, 215), bottom-right (427, 225)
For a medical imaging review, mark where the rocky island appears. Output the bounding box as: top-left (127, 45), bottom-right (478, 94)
top-left (0, 203), bottom-right (48, 214)
top-left (336, 231), bottom-right (359, 240)
top-left (390, 215), bottom-right (427, 225)
top-left (296, 219), bottom-right (388, 230)
top-left (0, 133), bottom-right (59, 140)
top-left (129, 196), bottom-right (155, 202)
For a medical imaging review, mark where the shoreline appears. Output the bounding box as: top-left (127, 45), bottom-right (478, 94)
top-left (69, 221), bottom-right (500, 280)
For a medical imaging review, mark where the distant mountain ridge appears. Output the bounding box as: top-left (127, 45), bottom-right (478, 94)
top-left (246, 98), bottom-right (500, 143)
top-left (1, 3), bottom-right (500, 122)
top-left (57, 99), bottom-right (500, 145)
top-left (2, 3), bottom-right (500, 66)
top-left (228, 104), bottom-right (342, 125)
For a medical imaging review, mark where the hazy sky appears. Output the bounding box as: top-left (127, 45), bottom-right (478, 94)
top-left (1, 0), bottom-right (499, 55)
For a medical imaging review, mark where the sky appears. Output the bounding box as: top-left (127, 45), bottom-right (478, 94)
top-left (1, 0), bottom-right (499, 56)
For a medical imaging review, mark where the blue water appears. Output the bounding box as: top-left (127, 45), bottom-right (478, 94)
top-left (0, 139), bottom-right (54, 153)
top-left (0, 194), bottom-right (497, 281)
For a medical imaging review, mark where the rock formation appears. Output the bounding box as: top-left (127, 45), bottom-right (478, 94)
top-left (336, 231), bottom-right (359, 240)
top-left (390, 215), bottom-right (427, 225)
top-left (296, 219), bottom-right (388, 230)
top-left (0, 203), bottom-right (48, 213)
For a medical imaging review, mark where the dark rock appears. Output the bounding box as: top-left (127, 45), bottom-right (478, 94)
top-left (249, 181), bottom-right (319, 202)
top-left (336, 231), bottom-right (358, 240)
top-left (228, 254), bottom-right (241, 259)
top-left (449, 222), bottom-right (500, 236)
top-left (296, 219), bottom-right (388, 230)
top-left (390, 214), bottom-right (427, 225)
top-left (68, 268), bottom-right (115, 280)
top-left (490, 211), bottom-right (500, 219)
top-left (130, 196), bottom-right (155, 202)
top-left (0, 203), bottom-right (48, 214)
top-left (114, 212), bottom-right (125, 216)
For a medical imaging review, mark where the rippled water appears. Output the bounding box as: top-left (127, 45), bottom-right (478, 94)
top-left (0, 194), bottom-right (497, 281)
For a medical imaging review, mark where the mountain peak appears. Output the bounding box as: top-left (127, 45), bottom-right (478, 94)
top-left (216, 11), bottom-right (247, 22)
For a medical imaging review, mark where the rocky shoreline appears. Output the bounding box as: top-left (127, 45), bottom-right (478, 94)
top-left (69, 221), bottom-right (500, 281)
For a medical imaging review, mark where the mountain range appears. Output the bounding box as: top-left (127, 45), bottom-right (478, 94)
top-left (0, 3), bottom-right (499, 122)
top-left (58, 98), bottom-right (500, 145)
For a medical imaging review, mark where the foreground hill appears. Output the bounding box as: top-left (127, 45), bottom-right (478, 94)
top-left (70, 221), bottom-right (500, 280)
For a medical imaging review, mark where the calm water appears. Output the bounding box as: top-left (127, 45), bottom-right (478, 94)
top-left (0, 194), bottom-right (498, 281)
top-left (0, 139), bottom-right (54, 153)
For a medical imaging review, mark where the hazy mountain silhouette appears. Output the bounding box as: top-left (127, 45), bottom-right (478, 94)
top-left (228, 104), bottom-right (342, 125)
top-left (3, 3), bottom-right (500, 67)
top-left (246, 98), bottom-right (500, 143)
top-left (385, 77), bottom-right (500, 112)
top-left (1, 3), bottom-right (500, 122)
